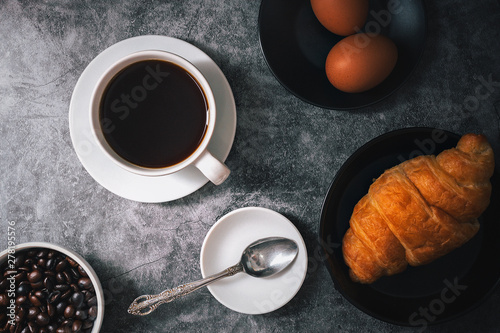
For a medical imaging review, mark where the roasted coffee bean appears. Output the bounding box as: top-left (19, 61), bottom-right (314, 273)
top-left (66, 257), bottom-right (78, 269)
top-left (54, 285), bottom-right (69, 292)
top-left (29, 294), bottom-right (42, 307)
top-left (30, 281), bottom-right (44, 290)
top-left (47, 303), bottom-right (56, 318)
top-left (62, 271), bottom-right (72, 284)
top-left (60, 289), bottom-right (72, 300)
top-left (38, 249), bottom-right (49, 258)
top-left (40, 328), bottom-right (49, 333)
top-left (56, 327), bottom-right (70, 333)
top-left (27, 321), bottom-right (37, 333)
top-left (46, 324), bottom-right (57, 333)
top-left (37, 259), bottom-right (47, 269)
top-left (0, 294), bottom-right (7, 306)
top-left (27, 307), bottom-right (40, 320)
top-left (55, 301), bottom-right (67, 315)
top-left (76, 278), bottom-right (91, 290)
top-left (55, 261), bottom-right (67, 273)
top-left (45, 259), bottom-right (56, 271)
top-left (81, 321), bottom-right (93, 330)
top-left (20, 326), bottom-right (30, 333)
top-left (36, 313), bottom-right (50, 327)
top-left (0, 278), bottom-right (8, 292)
top-left (70, 293), bottom-right (83, 309)
top-left (17, 284), bottom-right (32, 296)
top-left (71, 320), bottom-right (81, 333)
top-left (63, 305), bottom-right (75, 319)
top-left (87, 306), bottom-right (97, 321)
top-left (44, 277), bottom-right (54, 291)
top-left (69, 284), bottom-right (79, 293)
top-left (15, 254), bottom-right (26, 267)
top-left (76, 267), bottom-right (87, 278)
top-left (28, 271), bottom-right (42, 283)
top-left (55, 273), bottom-right (65, 284)
top-left (73, 309), bottom-right (87, 322)
top-left (16, 295), bottom-right (27, 305)
top-left (69, 269), bottom-right (79, 281)
top-left (48, 291), bottom-right (61, 304)
top-left (86, 296), bottom-right (96, 307)
top-left (15, 272), bottom-right (27, 283)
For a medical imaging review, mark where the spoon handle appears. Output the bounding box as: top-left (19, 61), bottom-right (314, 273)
top-left (128, 263), bottom-right (243, 316)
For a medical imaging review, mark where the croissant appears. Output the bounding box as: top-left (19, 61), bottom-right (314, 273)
top-left (342, 133), bottom-right (495, 284)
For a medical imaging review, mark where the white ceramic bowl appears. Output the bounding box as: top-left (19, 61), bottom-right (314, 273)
top-left (0, 242), bottom-right (104, 332)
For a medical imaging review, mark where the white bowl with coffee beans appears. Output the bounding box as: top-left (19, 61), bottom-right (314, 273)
top-left (0, 242), bottom-right (104, 333)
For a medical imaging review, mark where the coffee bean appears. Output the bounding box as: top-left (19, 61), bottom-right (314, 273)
top-left (28, 271), bottom-right (42, 283)
top-left (0, 278), bottom-right (8, 292)
top-left (70, 293), bottom-right (83, 309)
top-left (76, 267), bottom-right (87, 278)
top-left (20, 326), bottom-right (30, 333)
top-left (56, 327), bottom-right (70, 333)
top-left (87, 306), bottom-right (97, 321)
top-left (74, 309), bottom-right (87, 321)
top-left (44, 277), bottom-right (54, 291)
top-left (27, 321), bottom-right (37, 333)
top-left (81, 321), bottom-right (93, 330)
top-left (86, 296), bottom-right (96, 307)
top-left (46, 324), bottom-right (57, 333)
top-left (48, 291), bottom-right (61, 304)
top-left (54, 285), bottom-right (69, 292)
top-left (28, 307), bottom-right (40, 320)
top-left (37, 259), bottom-right (47, 269)
top-left (30, 281), bottom-right (44, 291)
top-left (66, 257), bottom-right (78, 269)
top-left (62, 271), bottom-right (72, 284)
top-left (16, 295), bottom-right (28, 305)
top-left (0, 293), bottom-right (8, 306)
top-left (71, 320), bottom-right (82, 333)
top-left (55, 300), bottom-right (67, 315)
top-left (17, 284), bottom-right (32, 296)
top-left (55, 273), bottom-right (65, 284)
top-left (29, 294), bottom-right (42, 307)
top-left (15, 272), bottom-right (27, 283)
top-left (60, 289), bottom-right (72, 300)
top-left (63, 305), bottom-right (75, 319)
top-left (76, 279), bottom-right (91, 290)
top-left (55, 261), bottom-right (67, 273)
top-left (46, 259), bottom-right (56, 271)
top-left (36, 313), bottom-right (50, 327)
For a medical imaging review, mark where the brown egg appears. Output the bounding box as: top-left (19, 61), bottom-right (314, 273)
top-left (325, 33), bottom-right (398, 93)
top-left (311, 0), bottom-right (369, 36)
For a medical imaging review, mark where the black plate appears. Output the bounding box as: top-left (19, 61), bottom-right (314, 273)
top-left (258, 0), bottom-right (426, 109)
top-left (319, 128), bottom-right (500, 326)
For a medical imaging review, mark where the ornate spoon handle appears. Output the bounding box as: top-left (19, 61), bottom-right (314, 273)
top-left (128, 263), bottom-right (243, 315)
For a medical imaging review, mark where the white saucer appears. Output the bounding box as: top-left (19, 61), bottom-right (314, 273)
top-left (200, 207), bottom-right (308, 314)
top-left (69, 36), bottom-right (236, 203)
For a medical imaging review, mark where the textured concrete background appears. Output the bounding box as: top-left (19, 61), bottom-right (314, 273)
top-left (1, 0), bottom-right (499, 332)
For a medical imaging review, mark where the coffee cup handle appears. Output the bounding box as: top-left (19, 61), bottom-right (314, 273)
top-left (193, 150), bottom-right (230, 185)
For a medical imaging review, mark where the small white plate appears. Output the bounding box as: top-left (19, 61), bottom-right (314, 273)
top-left (69, 35), bottom-right (236, 203)
top-left (200, 207), bottom-right (308, 314)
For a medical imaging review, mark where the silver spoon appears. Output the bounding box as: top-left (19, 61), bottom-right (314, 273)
top-left (128, 237), bottom-right (299, 315)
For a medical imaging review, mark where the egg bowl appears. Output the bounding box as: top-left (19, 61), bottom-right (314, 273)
top-left (258, 0), bottom-right (426, 109)
top-left (0, 242), bottom-right (104, 332)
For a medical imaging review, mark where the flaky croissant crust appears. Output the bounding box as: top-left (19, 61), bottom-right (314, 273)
top-left (342, 133), bottom-right (495, 284)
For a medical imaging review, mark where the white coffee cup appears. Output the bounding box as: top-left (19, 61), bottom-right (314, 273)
top-left (90, 50), bottom-right (230, 185)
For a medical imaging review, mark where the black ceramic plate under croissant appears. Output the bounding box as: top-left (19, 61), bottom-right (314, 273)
top-left (319, 128), bottom-right (500, 326)
top-left (258, 0), bottom-right (426, 109)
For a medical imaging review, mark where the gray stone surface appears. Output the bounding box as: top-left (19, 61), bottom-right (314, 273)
top-left (1, 0), bottom-right (499, 332)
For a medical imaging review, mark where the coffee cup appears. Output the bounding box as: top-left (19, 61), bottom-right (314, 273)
top-left (90, 50), bottom-right (230, 185)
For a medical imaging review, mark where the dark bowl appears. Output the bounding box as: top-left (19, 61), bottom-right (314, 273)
top-left (258, 0), bottom-right (426, 109)
top-left (319, 127), bottom-right (500, 326)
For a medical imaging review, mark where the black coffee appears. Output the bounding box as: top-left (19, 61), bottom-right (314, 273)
top-left (99, 59), bottom-right (208, 168)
